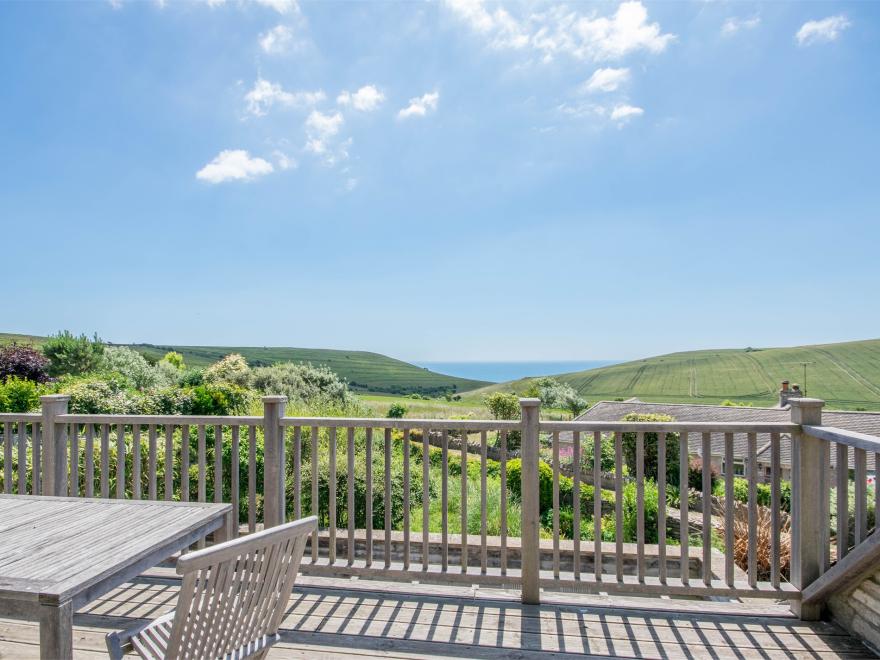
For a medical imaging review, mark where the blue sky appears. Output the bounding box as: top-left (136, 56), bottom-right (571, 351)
top-left (1, 1), bottom-right (878, 361)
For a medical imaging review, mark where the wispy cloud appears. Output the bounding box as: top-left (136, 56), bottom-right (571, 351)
top-left (796, 15), bottom-right (851, 46)
top-left (304, 110), bottom-right (349, 165)
top-left (397, 91), bottom-right (439, 119)
top-left (721, 16), bottom-right (760, 37)
top-left (244, 79), bottom-right (325, 117)
top-left (196, 150), bottom-right (273, 183)
top-left (610, 104), bottom-right (644, 122)
top-left (445, 0), bottom-right (674, 62)
top-left (582, 67), bottom-right (630, 93)
top-left (259, 25), bottom-right (294, 54)
top-left (337, 85), bottom-right (385, 112)
top-left (273, 150), bottom-right (297, 170)
top-left (254, 0), bottom-right (299, 14)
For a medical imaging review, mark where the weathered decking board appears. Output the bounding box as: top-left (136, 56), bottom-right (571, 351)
top-left (0, 576), bottom-right (874, 659)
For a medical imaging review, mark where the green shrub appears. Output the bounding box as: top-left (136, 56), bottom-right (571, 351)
top-left (0, 344), bottom-right (50, 383)
top-left (620, 413), bottom-right (681, 486)
top-left (688, 456), bottom-right (719, 492)
top-left (0, 377), bottom-right (41, 412)
top-left (714, 477), bottom-right (792, 513)
top-left (41, 331), bottom-right (104, 377)
top-left (251, 362), bottom-right (353, 407)
top-left (186, 383), bottom-right (253, 415)
top-left (203, 353), bottom-right (251, 388)
top-left (386, 403), bottom-right (407, 418)
top-left (102, 346), bottom-right (167, 391)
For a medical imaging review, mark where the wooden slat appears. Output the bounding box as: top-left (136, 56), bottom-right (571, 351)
top-left (499, 430), bottom-right (508, 576)
top-left (614, 431), bottom-right (623, 583)
top-left (69, 422), bottom-right (79, 497)
top-left (460, 429), bottom-right (468, 573)
top-left (131, 424), bottom-right (140, 500)
top-left (837, 442), bottom-right (849, 559)
top-left (213, 425), bottom-right (223, 505)
top-left (422, 427), bottom-right (429, 572)
top-left (197, 425), bottom-right (206, 503)
top-left (383, 428), bottom-right (391, 569)
top-left (3, 422), bottom-right (11, 494)
top-left (84, 424), bottom-right (94, 498)
top-left (311, 426), bottom-right (318, 561)
top-left (637, 431), bottom-right (645, 584)
top-left (181, 425), bottom-right (190, 503)
top-left (657, 431), bottom-right (666, 584)
top-left (148, 425), bottom-right (157, 501)
top-left (365, 427), bottom-right (373, 567)
top-left (164, 425), bottom-right (173, 501)
top-left (32, 423), bottom-right (41, 495)
top-left (593, 431), bottom-right (602, 582)
top-left (231, 425), bottom-right (240, 537)
top-left (402, 428), bottom-right (410, 571)
top-left (701, 432), bottom-right (711, 586)
top-left (480, 430), bottom-right (488, 574)
top-left (876, 452), bottom-right (880, 535)
top-left (116, 423), bottom-right (125, 499)
top-left (770, 432), bottom-right (781, 587)
top-left (572, 431), bottom-right (581, 580)
top-left (724, 433), bottom-right (735, 587)
top-left (441, 429), bottom-right (449, 572)
top-left (17, 421), bottom-right (27, 495)
top-left (747, 433), bottom-right (758, 587)
top-left (329, 426), bottom-right (337, 565)
top-left (100, 425), bottom-right (110, 499)
top-left (347, 427), bottom-right (355, 566)
top-left (293, 426), bottom-right (301, 521)
top-left (854, 447), bottom-right (867, 545)
top-left (551, 431), bottom-right (560, 579)
top-left (679, 431), bottom-right (689, 585)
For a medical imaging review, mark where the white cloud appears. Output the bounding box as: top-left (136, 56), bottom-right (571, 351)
top-left (244, 79), bottom-right (325, 117)
top-left (796, 15), bottom-right (851, 46)
top-left (306, 110), bottom-right (344, 137)
top-left (304, 111), bottom-right (348, 164)
top-left (254, 0), bottom-right (299, 15)
top-left (397, 91), bottom-right (440, 119)
top-left (273, 150), bottom-right (297, 170)
top-left (583, 67), bottom-right (630, 93)
top-left (721, 16), bottom-right (760, 36)
top-left (259, 25), bottom-right (294, 53)
top-left (610, 104), bottom-right (644, 122)
top-left (445, 0), bottom-right (674, 62)
top-left (196, 150), bottom-right (273, 183)
top-left (337, 85), bottom-right (385, 112)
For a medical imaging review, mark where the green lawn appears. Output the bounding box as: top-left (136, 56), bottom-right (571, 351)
top-left (471, 338), bottom-right (880, 411)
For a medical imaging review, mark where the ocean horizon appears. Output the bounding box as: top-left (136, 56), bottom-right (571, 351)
top-left (414, 360), bottom-right (620, 384)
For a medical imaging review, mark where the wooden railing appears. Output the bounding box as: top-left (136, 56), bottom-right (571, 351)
top-left (1, 394), bottom-right (878, 617)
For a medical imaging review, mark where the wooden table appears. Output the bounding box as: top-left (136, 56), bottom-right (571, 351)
top-left (0, 495), bottom-right (232, 659)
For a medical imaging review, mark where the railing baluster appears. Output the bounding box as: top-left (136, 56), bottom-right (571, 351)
top-left (679, 431), bottom-right (689, 585)
top-left (3, 422), bottom-right (11, 494)
top-left (131, 424), bottom-right (140, 500)
top-left (402, 427), bottom-right (410, 570)
top-left (18, 421), bottom-right (27, 495)
top-left (658, 431), bottom-right (666, 584)
top-left (70, 422), bottom-right (79, 496)
top-left (181, 424), bottom-right (190, 502)
top-left (837, 442), bottom-right (849, 559)
top-left (724, 432), bottom-right (734, 587)
top-left (500, 429), bottom-right (508, 576)
top-left (572, 430), bottom-right (581, 580)
top-left (347, 427), bottom-right (355, 566)
top-left (480, 430), bottom-right (487, 575)
top-left (292, 426), bottom-right (301, 521)
top-left (770, 432), bottom-right (781, 588)
top-left (747, 432), bottom-right (757, 587)
top-left (854, 447), bottom-right (867, 545)
top-left (637, 431), bottom-right (646, 584)
top-left (116, 423), bottom-right (125, 499)
top-left (164, 425), bottom-right (173, 501)
top-left (85, 424), bottom-right (94, 498)
top-left (101, 424), bottom-right (110, 498)
top-left (593, 431), bottom-right (602, 582)
top-left (365, 427), bottom-right (373, 567)
top-left (551, 430), bottom-right (560, 580)
top-left (197, 425), bottom-right (206, 503)
top-left (460, 428), bottom-right (468, 574)
top-left (329, 426), bottom-right (337, 565)
top-left (422, 427), bottom-right (430, 572)
top-left (383, 427), bottom-right (391, 569)
top-left (148, 425), bottom-right (157, 500)
top-left (614, 431), bottom-right (623, 583)
top-left (231, 426), bottom-right (239, 538)
top-left (441, 429), bottom-right (449, 572)
top-left (248, 425), bottom-right (257, 532)
top-left (701, 432), bottom-right (711, 586)
top-left (310, 426), bottom-right (318, 561)
top-left (33, 423), bottom-right (41, 495)
top-left (213, 425), bottom-right (223, 506)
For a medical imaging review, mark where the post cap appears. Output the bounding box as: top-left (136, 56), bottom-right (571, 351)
top-left (261, 395), bottom-right (288, 403)
top-left (789, 397), bottom-right (825, 408)
top-left (519, 398), bottom-right (541, 407)
top-left (39, 394), bottom-right (70, 402)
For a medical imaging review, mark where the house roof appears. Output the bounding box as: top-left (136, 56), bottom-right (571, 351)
top-left (568, 400), bottom-right (880, 471)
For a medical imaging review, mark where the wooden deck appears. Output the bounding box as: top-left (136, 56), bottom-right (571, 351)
top-left (0, 573), bottom-right (874, 659)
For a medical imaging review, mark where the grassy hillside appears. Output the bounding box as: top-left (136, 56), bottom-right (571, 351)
top-left (0, 333), bottom-right (489, 396)
top-left (470, 338), bottom-right (880, 411)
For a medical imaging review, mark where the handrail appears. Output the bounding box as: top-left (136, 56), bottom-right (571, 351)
top-left (802, 529), bottom-right (880, 606)
top-left (0, 413), bottom-right (42, 421)
top-left (279, 417), bottom-right (523, 430)
top-left (541, 421), bottom-right (798, 433)
top-left (802, 425), bottom-right (880, 453)
top-left (58, 414), bottom-right (264, 425)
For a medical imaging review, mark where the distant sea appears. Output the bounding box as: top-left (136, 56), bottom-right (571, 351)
top-left (414, 361), bottom-right (620, 384)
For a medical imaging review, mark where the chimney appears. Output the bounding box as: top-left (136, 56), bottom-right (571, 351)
top-left (779, 380), bottom-right (803, 407)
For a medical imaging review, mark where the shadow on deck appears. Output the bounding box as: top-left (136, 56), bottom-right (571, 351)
top-left (0, 574), bottom-right (875, 659)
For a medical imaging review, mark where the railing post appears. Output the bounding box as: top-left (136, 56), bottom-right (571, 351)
top-left (519, 398), bottom-right (541, 605)
top-left (790, 397), bottom-right (825, 620)
top-left (262, 395), bottom-right (287, 528)
top-left (40, 395), bottom-right (69, 497)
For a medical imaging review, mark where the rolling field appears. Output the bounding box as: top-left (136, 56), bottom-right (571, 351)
top-left (470, 338), bottom-right (880, 411)
top-left (0, 333), bottom-right (489, 396)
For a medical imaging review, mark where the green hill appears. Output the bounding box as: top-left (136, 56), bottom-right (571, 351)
top-left (0, 333), bottom-right (489, 396)
top-left (469, 338), bottom-right (880, 411)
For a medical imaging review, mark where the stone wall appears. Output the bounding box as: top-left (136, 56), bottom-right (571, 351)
top-left (828, 570), bottom-right (880, 655)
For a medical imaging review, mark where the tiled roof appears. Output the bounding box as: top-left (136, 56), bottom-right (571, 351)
top-left (568, 400), bottom-right (880, 471)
